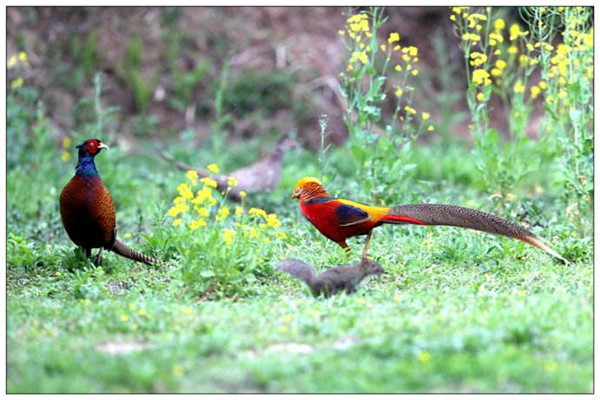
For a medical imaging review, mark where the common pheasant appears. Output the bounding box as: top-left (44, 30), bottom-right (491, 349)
top-left (60, 138), bottom-right (165, 266)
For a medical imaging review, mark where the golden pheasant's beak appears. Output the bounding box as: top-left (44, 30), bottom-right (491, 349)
top-left (98, 142), bottom-right (110, 151)
top-left (292, 188), bottom-right (301, 199)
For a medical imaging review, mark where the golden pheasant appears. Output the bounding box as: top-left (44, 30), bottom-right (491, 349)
top-left (292, 177), bottom-right (566, 262)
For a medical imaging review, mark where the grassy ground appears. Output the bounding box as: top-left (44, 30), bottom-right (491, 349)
top-left (7, 130), bottom-right (592, 393)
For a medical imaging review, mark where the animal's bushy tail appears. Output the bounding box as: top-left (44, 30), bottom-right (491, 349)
top-left (383, 204), bottom-right (567, 263)
top-left (110, 239), bottom-right (166, 266)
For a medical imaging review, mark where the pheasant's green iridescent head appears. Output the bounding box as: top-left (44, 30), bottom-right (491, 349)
top-left (77, 139), bottom-right (109, 157)
top-left (292, 177), bottom-right (329, 201)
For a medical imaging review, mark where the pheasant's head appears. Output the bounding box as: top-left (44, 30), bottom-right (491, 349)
top-left (77, 139), bottom-right (109, 157)
top-left (292, 177), bottom-right (329, 201)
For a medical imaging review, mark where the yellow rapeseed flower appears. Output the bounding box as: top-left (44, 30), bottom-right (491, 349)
top-left (538, 80), bottom-right (548, 90)
top-left (235, 206), bottom-right (244, 216)
top-left (7, 54), bottom-right (17, 69)
top-left (427, 125), bottom-right (435, 132)
top-left (61, 151), bottom-right (71, 163)
top-left (530, 86), bottom-right (541, 100)
top-left (189, 219), bottom-right (207, 230)
top-left (495, 59), bottom-right (507, 69)
top-left (224, 229), bottom-right (236, 245)
top-left (11, 77), bottom-right (24, 89)
top-left (422, 112), bottom-right (430, 120)
top-left (248, 208), bottom-right (267, 218)
top-left (228, 176), bottom-right (239, 187)
top-left (472, 69), bottom-right (491, 86)
top-left (411, 70), bottom-right (418, 76)
top-left (513, 80), bottom-right (525, 93)
top-left (186, 170), bottom-right (199, 180)
top-left (182, 306), bottom-right (193, 315)
top-left (266, 213), bottom-right (281, 228)
top-left (215, 206), bottom-right (230, 221)
top-left (418, 350), bottom-right (431, 363)
top-left (388, 32), bottom-right (400, 44)
top-left (508, 45), bottom-right (518, 54)
top-left (476, 92), bottom-right (485, 101)
top-left (177, 183), bottom-right (194, 199)
top-left (173, 218), bottom-right (182, 227)
top-left (207, 163), bottom-right (220, 174)
top-left (201, 177), bottom-right (218, 188)
top-left (494, 18), bottom-right (505, 31)
top-left (62, 136), bottom-right (72, 148)
top-left (195, 206), bottom-right (210, 217)
top-left (18, 51), bottom-right (28, 63)
top-left (120, 314), bottom-right (130, 322)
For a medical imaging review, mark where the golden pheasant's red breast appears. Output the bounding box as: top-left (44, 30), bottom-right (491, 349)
top-left (59, 175), bottom-right (116, 249)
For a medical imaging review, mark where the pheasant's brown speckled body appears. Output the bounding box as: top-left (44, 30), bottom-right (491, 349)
top-left (60, 175), bottom-right (116, 250)
top-left (60, 139), bottom-right (165, 266)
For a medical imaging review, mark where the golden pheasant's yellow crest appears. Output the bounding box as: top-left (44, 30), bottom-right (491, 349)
top-left (292, 177), bottom-right (326, 199)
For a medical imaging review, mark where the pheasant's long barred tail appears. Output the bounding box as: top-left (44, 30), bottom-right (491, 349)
top-left (111, 239), bottom-right (166, 266)
top-left (387, 204), bottom-right (567, 262)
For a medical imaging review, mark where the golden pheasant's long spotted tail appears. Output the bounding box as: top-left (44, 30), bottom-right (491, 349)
top-left (110, 239), bottom-right (166, 266)
top-left (383, 204), bottom-right (568, 263)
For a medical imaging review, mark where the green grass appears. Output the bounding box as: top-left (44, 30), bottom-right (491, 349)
top-left (7, 129), bottom-right (592, 392)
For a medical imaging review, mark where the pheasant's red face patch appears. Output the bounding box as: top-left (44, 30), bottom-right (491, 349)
top-left (84, 139), bottom-right (101, 154)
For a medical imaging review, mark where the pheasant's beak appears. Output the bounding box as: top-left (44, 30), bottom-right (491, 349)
top-left (98, 143), bottom-right (110, 151)
top-left (292, 189), bottom-right (300, 199)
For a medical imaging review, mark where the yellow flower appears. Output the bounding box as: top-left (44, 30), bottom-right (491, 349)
top-left (138, 309), bottom-right (147, 316)
top-left (513, 80), bottom-right (525, 93)
top-left (538, 81), bottom-right (548, 90)
top-left (494, 18), bottom-right (505, 31)
top-left (394, 64), bottom-right (402, 72)
top-left (411, 70), bottom-right (418, 76)
top-left (356, 298), bottom-right (365, 305)
top-left (182, 306), bottom-right (193, 315)
top-left (508, 45), bottom-right (518, 54)
top-left (224, 229), bottom-right (236, 245)
top-left (248, 227), bottom-right (259, 239)
top-left (120, 314), bottom-right (130, 322)
top-left (235, 206), bottom-right (244, 216)
top-left (351, 51), bottom-right (369, 64)
top-left (491, 68), bottom-right (502, 77)
top-left (530, 86), bottom-right (541, 100)
top-left (18, 51), bottom-right (28, 63)
top-left (167, 203), bottom-right (187, 217)
top-left (380, 44), bottom-right (386, 52)
top-left (228, 176), bottom-right (239, 187)
top-left (177, 183), bottom-right (194, 199)
top-left (189, 219), bottom-right (207, 230)
top-left (248, 208), bottom-right (267, 218)
top-left (427, 125), bottom-right (435, 132)
top-left (173, 218), bottom-right (182, 227)
top-left (472, 69), bottom-right (491, 86)
top-left (394, 295), bottom-right (402, 303)
top-left (404, 106), bottom-right (417, 115)
top-left (62, 136), bottom-right (72, 148)
top-left (395, 87), bottom-right (403, 97)
top-left (388, 32), bottom-right (400, 44)
top-left (495, 59), bottom-right (507, 69)
top-left (11, 77), bottom-right (24, 89)
top-left (7, 54), bottom-right (17, 69)
top-left (207, 163), bottom-right (220, 174)
top-left (418, 350), bottom-right (431, 363)
top-left (195, 206), bottom-right (210, 218)
top-left (61, 151), bottom-right (71, 163)
top-left (476, 92), bottom-right (485, 101)
top-left (201, 177), bottom-right (218, 188)
top-left (172, 365), bottom-right (185, 377)
top-left (509, 24), bottom-right (528, 40)
top-left (192, 187), bottom-right (213, 204)
top-left (186, 170), bottom-right (199, 180)
top-left (283, 315), bottom-right (292, 323)
top-left (263, 237), bottom-right (271, 244)
top-left (266, 213), bottom-right (281, 228)
top-left (215, 206), bottom-right (230, 221)
top-left (276, 231), bottom-right (288, 240)
top-left (421, 112), bottom-right (430, 120)
top-left (124, 232), bottom-right (133, 239)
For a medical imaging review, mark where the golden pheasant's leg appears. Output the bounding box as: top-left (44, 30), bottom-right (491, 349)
top-left (94, 248), bottom-right (104, 266)
top-left (362, 230), bottom-right (373, 260)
